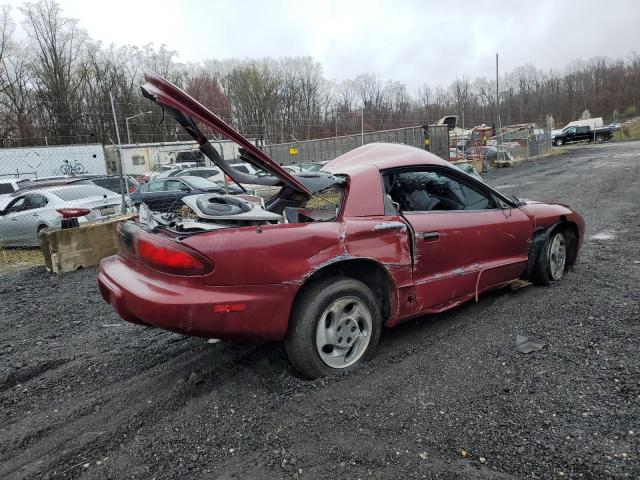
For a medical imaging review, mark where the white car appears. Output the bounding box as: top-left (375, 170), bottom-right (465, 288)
top-left (172, 167), bottom-right (226, 183)
top-left (0, 185), bottom-right (125, 247)
top-left (149, 162), bottom-right (205, 180)
top-left (0, 178), bottom-right (31, 198)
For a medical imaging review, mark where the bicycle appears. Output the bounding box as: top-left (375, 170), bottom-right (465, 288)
top-left (56, 160), bottom-right (86, 176)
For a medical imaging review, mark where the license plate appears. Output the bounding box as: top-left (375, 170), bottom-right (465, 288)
top-left (101, 206), bottom-right (116, 216)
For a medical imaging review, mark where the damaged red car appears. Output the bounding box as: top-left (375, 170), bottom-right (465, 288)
top-left (98, 73), bottom-right (585, 378)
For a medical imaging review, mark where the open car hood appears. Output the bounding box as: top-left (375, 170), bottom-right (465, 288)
top-left (141, 72), bottom-right (311, 196)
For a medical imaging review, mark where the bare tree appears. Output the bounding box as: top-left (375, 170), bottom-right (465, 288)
top-left (21, 0), bottom-right (89, 144)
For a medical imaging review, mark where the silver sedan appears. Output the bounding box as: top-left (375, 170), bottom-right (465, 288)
top-left (0, 185), bottom-right (124, 247)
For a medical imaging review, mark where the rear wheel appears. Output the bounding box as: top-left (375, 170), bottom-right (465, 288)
top-left (532, 229), bottom-right (568, 286)
top-left (595, 135), bottom-right (603, 143)
top-left (285, 278), bottom-right (382, 379)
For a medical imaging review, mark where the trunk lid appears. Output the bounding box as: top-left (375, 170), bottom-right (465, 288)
top-left (141, 73), bottom-right (311, 196)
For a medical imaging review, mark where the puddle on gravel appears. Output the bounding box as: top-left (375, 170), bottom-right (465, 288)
top-left (591, 230), bottom-right (616, 241)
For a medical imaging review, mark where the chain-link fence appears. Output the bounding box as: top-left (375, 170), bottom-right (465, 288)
top-left (261, 125), bottom-right (447, 166)
top-left (1, 117), bottom-right (554, 272)
top-left (0, 139), bottom-right (251, 261)
top-left (447, 121), bottom-right (553, 173)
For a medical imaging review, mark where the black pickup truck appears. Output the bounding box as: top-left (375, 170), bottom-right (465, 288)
top-left (552, 125), bottom-right (613, 146)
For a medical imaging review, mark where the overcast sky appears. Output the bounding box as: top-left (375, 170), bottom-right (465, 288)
top-left (6, 0), bottom-right (640, 88)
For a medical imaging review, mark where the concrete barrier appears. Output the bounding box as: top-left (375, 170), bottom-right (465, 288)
top-left (39, 214), bottom-right (136, 274)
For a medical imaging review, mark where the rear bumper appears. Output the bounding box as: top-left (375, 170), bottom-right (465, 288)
top-left (97, 255), bottom-right (297, 341)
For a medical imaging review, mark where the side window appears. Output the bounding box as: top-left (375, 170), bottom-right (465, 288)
top-left (147, 181), bottom-right (165, 192)
top-left (6, 196), bottom-right (28, 213)
top-left (140, 183), bottom-right (149, 193)
top-left (385, 169), bottom-right (494, 212)
top-left (233, 165), bottom-right (248, 174)
top-left (27, 194), bottom-right (48, 208)
top-left (165, 179), bottom-right (185, 191)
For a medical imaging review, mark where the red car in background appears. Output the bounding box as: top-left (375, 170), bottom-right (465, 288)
top-left (98, 73), bottom-right (585, 378)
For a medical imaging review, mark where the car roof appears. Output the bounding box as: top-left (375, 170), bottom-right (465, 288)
top-left (323, 143), bottom-right (451, 218)
top-left (179, 167), bottom-right (218, 172)
top-left (324, 143), bottom-right (448, 174)
top-left (24, 184), bottom-right (118, 196)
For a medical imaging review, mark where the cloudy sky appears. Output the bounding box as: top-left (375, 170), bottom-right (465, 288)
top-left (6, 0), bottom-right (640, 88)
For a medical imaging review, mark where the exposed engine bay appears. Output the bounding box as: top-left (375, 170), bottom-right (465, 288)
top-left (138, 187), bottom-right (343, 233)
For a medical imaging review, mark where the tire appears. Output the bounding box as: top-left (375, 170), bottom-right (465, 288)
top-left (532, 228), bottom-right (568, 286)
top-left (554, 138), bottom-right (564, 146)
top-left (595, 135), bottom-right (603, 143)
top-left (285, 278), bottom-right (382, 379)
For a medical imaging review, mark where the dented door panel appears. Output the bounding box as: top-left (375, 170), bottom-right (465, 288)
top-left (405, 208), bottom-right (531, 310)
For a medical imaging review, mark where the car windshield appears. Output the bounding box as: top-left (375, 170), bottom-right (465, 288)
top-left (302, 163), bottom-right (322, 171)
top-left (51, 185), bottom-right (114, 201)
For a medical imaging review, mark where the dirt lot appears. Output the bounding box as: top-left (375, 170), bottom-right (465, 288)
top-left (1, 142), bottom-right (639, 479)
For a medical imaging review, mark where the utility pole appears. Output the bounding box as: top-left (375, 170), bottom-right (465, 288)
top-left (496, 53), bottom-right (500, 145)
top-left (110, 92), bottom-right (129, 214)
top-left (110, 93), bottom-right (122, 145)
top-left (361, 109), bottom-right (364, 146)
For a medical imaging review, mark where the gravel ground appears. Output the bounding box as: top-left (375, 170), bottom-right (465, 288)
top-left (1, 142), bottom-right (639, 480)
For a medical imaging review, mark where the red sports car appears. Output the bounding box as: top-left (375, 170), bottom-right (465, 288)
top-left (98, 74), bottom-right (585, 378)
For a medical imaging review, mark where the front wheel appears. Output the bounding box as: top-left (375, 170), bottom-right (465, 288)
top-left (554, 138), bottom-right (564, 146)
top-left (532, 229), bottom-right (568, 286)
top-left (285, 278), bottom-right (382, 379)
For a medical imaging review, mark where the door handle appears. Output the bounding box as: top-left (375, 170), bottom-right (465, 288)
top-left (416, 231), bottom-right (440, 242)
top-left (32, 213), bottom-right (39, 217)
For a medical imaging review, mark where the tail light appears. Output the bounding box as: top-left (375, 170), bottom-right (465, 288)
top-left (225, 174), bottom-right (232, 184)
top-left (134, 235), bottom-right (212, 275)
top-left (57, 208), bottom-right (90, 218)
top-left (129, 186), bottom-right (137, 193)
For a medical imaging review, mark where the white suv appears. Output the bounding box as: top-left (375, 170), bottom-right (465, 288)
top-left (0, 178), bottom-right (31, 198)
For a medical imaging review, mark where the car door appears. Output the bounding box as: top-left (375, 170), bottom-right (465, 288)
top-left (22, 194), bottom-right (50, 243)
top-left (384, 166), bottom-right (532, 311)
top-left (163, 179), bottom-right (187, 211)
top-left (143, 180), bottom-right (175, 211)
top-left (0, 195), bottom-right (38, 246)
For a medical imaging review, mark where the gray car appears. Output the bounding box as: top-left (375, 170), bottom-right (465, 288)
top-left (0, 185), bottom-right (124, 247)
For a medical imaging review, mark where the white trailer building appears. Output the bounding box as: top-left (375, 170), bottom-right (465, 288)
top-left (0, 144), bottom-right (107, 180)
top-left (104, 140), bottom-right (251, 176)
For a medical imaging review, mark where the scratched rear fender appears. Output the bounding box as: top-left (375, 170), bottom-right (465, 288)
top-left (181, 218), bottom-right (413, 289)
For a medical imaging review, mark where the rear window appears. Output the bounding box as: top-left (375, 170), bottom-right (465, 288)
top-left (0, 184), bottom-right (14, 194)
top-left (182, 177), bottom-right (217, 190)
top-left (304, 184), bottom-right (344, 212)
top-left (92, 178), bottom-right (122, 192)
top-left (233, 165), bottom-right (249, 174)
top-left (51, 186), bottom-right (112, 201)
